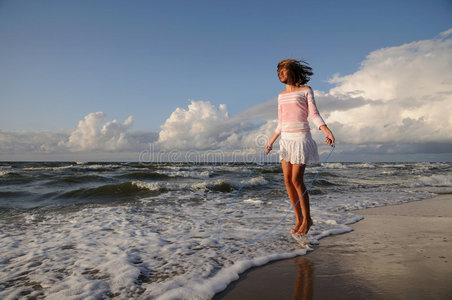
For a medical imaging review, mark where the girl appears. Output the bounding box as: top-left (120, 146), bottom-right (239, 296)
top-left (265, 59), bottom-right (335, 236)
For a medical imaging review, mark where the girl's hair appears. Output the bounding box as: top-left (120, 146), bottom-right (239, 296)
top-left (277, 59), bottom-right (313, 86)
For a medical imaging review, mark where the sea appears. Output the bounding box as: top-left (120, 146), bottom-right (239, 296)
top-left (0, 160), bottom-right (451, 299)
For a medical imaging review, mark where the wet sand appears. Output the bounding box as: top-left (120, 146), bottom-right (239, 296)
top-left (214, 194), bottom-right (452, 300)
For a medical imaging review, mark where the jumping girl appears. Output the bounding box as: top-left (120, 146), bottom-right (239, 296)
top-left (265, 59), bottom-right (335, 236)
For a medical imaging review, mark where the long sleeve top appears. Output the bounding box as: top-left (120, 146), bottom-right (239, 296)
top-left (274, 87), bottom-right (326, 134)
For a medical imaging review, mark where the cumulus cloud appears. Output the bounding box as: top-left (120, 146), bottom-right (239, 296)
top-left (61, 112), bottom-right (134, 151)
top-left (324, 28), bottom-right (452, 146)
top-left (328, 30), bottom-right (452, 101)
top-left (157, 100), bottom-right (271, 150)
top-left (0, 113), bottom-right (158, 158)
top-left (59, 112), bottom-right (157, 152)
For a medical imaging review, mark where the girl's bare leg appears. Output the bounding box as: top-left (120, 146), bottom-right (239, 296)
top-left (291, 164), bottom-right (313, 235)
top-left (281, 159), bottom-right (303, 233)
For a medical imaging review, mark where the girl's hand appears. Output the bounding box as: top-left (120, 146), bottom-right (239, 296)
top-left (325, 137), bottom-right (334, 147)
top-left (265, 145), bottom-right (272, 155)
top-left (320, 125), bottom-right (335, 147)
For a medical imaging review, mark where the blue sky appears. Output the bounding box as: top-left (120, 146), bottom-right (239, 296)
top-left (1, 0), bottom-right (451, 161)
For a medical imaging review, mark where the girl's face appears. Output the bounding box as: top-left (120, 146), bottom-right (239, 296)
top-left (278, 68), bottom-right (288, 83)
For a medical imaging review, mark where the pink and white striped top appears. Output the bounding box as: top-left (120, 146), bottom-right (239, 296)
top-left (274, 87), bottom-right (326, 134)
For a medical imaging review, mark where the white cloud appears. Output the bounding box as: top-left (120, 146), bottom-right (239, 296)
top-left (328, 29), bottom-right (452, 102)
top-left (0, 129), bottom-right (69, 154)
top-left (157, 100), bottom-right (270, 150)
top-left (438, 28), bottom-right (452, 39)
top-left (61, 112), bottom-right (134, 151)
top-left (324, 28), bottom-right (452, 145)
top-left (0, 113), bottom-right (158, 159)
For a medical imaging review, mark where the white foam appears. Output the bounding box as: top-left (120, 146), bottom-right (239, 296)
top-left (21, 164), bottom-right (120, 172)
top-left (414, 174), bottom-right (452, 187)
top-left (381, 170), bottom-right (397, 175)
top-left (132, 179), bottom-right (216, 191)
top-left (74, 164), bottom-right (119, 170)
top-left (155, 250), bottom-right (308, 300)
top-left (350, 162), bottom-right (376, 168)
top-left (381, 163), bottom-right (407, 168)
top-left (323, 162), bottom-right (347, 169)
top-left (0, 195), bottom-right (349, 299)
top-left (132, 180), bottom-right (166, 191)
top-left (156, 170), bottom-right (211, 179)
top-left (243, 199), bottom-right (264, 204)
top-left (192, 179), bottom-right (230, 190)
top-left (0, 189), bottom-right (436, 299)
top-left (241, 176), bottom-right (268, 186)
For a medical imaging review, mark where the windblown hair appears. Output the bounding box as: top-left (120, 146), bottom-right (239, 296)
top-left (277, 59), bottom-right (313, 86)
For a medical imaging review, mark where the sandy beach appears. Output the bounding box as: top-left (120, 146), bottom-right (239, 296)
top-left (214, 194), bottom-right (452, 300)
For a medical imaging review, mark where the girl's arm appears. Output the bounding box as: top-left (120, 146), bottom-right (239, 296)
top-left (307, 87), bottom-right (326, 130)
top-left (265, 132), bottom-right (280, 155)
top-left (307, 88), bottom-right (335, 147)
top-left (266, 100), bottom-right (282, 155)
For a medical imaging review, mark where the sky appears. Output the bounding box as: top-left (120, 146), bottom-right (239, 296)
top-left (0, 0), bottom-right (451, 162)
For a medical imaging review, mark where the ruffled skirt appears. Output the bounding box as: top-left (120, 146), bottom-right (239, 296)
top-left (279, 131), bottom-right (319, 165)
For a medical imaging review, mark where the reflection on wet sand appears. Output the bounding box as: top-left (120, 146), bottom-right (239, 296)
top-left (292, 257), bottom-right (314, 300)
top-left (212, 255), bottom-right (315, 300)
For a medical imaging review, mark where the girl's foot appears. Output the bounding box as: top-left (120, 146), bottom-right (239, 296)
top-left (290, 221), bottom-right (302, 234)
top-left (296, 218), bottom-right (313, 236)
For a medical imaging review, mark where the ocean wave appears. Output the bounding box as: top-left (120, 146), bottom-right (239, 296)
top-left (131, 176), bottom-right (268, 194)
top-left (118, 172), bottom-right (170, 180)
top-left (411, 162), bottom-right (451, 172)
top-left (0, 171), bottom-right (24, 178)
top-left (57, 181), bottom-right (162, 200)
top-left (380, 163), bottom-right (407, 168)
top-left (44, 174), bottom-right (109, 185)
top-left (240, 176), bottom-right (268, 186)
top-left (191, 180), bottom-right (233, 192)
top-left (131, 180), bottom-right (217, 192)
top-left (0, 190), bottom-right (32, 198)
top-left (322, 162), bottom-right (377, 169)
top-left (72, 164), bottom-right (122, 172)
top-left (0, 172), bottom-right (33, 185)
top-left (381, 170), bottom-right (397, 175)
top-left (323, 163), bottom-right (347, 169)
top-left (414, 174), bottom-right (452, 187)
top-left (131, 180), bottom-right (169, 192)
top-left (22, 165), bottom-right (74, 171)
top-left (257, 167), bottom-right (282, 174)
top-left (207, 181), bottom-right (233, 193)
top-left (156, 170), bottom-right (211, 179)
top-left (348, 163), bottom-right (376, 169)
top-left (190, 176), bottom-right (269, 193)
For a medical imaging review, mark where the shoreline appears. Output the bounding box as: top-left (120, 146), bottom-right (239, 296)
top-left (213, 194), bottom-right (452, 299)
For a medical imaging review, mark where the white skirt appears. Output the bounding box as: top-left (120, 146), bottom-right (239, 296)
top-left (279, 131), bottom-right (319, 165)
